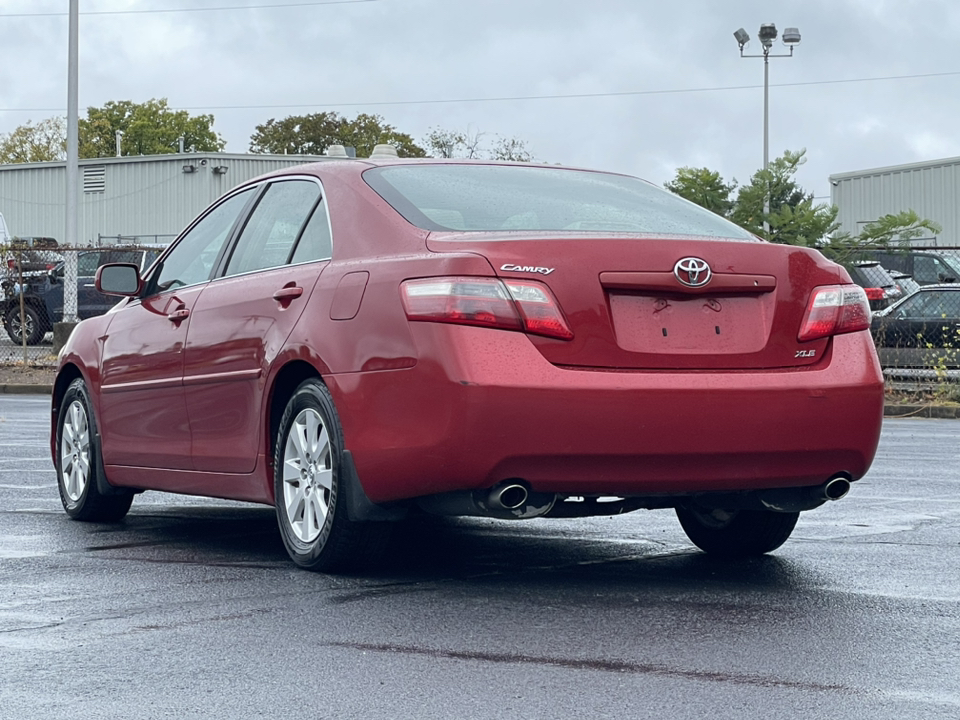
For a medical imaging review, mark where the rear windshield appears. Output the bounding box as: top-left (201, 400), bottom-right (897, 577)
top-left (851, 264), bottom-right (894, 288)
top-left (364, 164), bottom-right (756, 240)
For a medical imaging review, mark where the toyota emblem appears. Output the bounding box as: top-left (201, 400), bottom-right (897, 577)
top-left (674, 257), bottom-right (712, 287)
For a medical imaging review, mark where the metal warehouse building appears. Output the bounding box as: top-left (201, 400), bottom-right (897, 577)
top-left (830, 156), bottom-right (960, 246)
top-left (0, 152), bottom-right (324, 245)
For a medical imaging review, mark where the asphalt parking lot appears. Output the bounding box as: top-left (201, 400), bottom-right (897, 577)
top-left (0, 395), bottom-right (958, 719)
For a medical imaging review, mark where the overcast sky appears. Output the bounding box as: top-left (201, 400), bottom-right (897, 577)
top-left (2, 0), bottom-right (959, 202)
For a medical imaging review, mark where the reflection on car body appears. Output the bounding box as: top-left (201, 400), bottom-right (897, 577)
top-left (51, 157), bottom-right (885, 572)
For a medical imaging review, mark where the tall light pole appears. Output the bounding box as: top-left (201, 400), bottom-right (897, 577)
top-left (734, 23), bottom-right (801, 236)
top-left (61, 0), bottom-right (80, 335)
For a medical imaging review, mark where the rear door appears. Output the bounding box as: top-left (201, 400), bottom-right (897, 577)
top-left (182, 178), bottom-right (331, 473)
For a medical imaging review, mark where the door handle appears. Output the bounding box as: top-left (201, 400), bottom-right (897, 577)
top-left (167, 308), bottom-right (190, 323)
top-left (273, 286), bottom-right (304, 301)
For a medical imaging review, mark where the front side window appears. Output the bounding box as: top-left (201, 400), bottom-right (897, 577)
top-left (77, 251), bottom-right (104, 277)
top-left (364, 164), bottom-right (757, 240)
top-left (224, 180), bottom-right (321, 276)
top-left (152, 188), bottom-right (254, 292)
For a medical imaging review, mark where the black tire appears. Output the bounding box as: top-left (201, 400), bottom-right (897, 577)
top-left (56, 378), bottom-right (133, 522)
top-left (4, 303), bottom-right (46, 345)
top-left (273, 379), bottom-right (386, 572)
top-left (675, 505), bottom-right (799, 557)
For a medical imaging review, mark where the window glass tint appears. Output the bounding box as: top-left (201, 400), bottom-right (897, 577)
top-left (851, 264), bottom-right (893, 288)
top-left (225, 180), bottom-right (321, 276)
top-left (77, 251), bottom-right (104, 277)
top-left (153, 188), bottom-right (253, 292)
top-left (107, 249), bottom-right (143, 266)
top-left (913, 256), bottom-right (938, 284)
top-left (290, 197), bottom-right (333, 264)
top-left (364, 165), bottom-right (757, 240)
top-left (910, 290), bottom-right (960, 319)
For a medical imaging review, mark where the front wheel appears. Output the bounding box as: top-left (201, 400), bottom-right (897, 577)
top-left (4, 304), bottom-right (46, 345)
top-left (273, 379), bottom-right (385, 572)
top-left (56, 378), bottom-right (133, 522)
top-left (675, 505), bottom-right (799, 557)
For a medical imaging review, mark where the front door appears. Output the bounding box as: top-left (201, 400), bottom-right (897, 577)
top-left (97, 188), bottom-right (256, 469)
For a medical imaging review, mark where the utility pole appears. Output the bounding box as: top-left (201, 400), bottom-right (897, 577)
top-left (56, 0), bottom-right (80, 352)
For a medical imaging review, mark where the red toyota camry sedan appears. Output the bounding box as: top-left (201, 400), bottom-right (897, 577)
top-left (52, 156), bottom-right (885, 571)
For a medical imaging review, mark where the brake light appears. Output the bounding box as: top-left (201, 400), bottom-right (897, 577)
top-left (798, 285), bottom-right (871, 342)
top-left (862, 287), bottom-right (884, 301)
top-left (401, 276), bottom-right (573, 340)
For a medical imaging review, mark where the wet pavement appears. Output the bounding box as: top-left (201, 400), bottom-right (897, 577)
top-left (0, 395), bottom-right (958, 719)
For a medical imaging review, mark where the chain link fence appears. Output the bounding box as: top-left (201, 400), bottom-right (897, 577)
top-left (2, 238), bottom-right (173, 367)
top-left (3, 241), bottom-right (960, 399)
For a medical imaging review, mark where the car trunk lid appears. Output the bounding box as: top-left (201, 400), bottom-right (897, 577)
top-left (426, 232), bottom-right (846, 370)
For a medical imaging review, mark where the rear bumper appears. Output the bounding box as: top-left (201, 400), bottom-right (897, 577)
top-left (326, 325), bottom-right (885, 504)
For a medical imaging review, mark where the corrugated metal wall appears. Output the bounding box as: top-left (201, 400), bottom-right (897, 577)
top-left (0, 153), bottom-right (325, 245)
top-left (830, 157), bottom-right (960, 246)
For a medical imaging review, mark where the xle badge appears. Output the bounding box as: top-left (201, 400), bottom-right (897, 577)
top-left (795, 349), bottom-right (817, 358)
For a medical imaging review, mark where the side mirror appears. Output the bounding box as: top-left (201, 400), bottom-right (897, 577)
top-left (96, 263), bottom-right (142, 297)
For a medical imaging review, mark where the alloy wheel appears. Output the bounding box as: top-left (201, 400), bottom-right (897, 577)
top-left (281, 407), bottom-right (333, 543)
top-left (60, 399), bottom-right (91, 502)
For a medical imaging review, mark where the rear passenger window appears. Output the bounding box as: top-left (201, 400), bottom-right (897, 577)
top-left (225, 180), bottom-right (321, 276)
top-left (290, 197), bottom-right (333, 264)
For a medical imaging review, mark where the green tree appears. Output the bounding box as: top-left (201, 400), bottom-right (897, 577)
top-left (728, 149), bottom-right (838, 245)
top-left (249, 112), bottom-right (426, 158)
top-left (822, 210), bottom-right (942, 265)
top-left (422, 126), bottom-right (484, 158)
top-left (79, 98), bottom-right (224, 158)
top-left (490, 136), bottom-right (533, 162)
top-left (665, 149), bottom-right (938, 260)
top-left (0, 117), bottom-right (67, 163)
top-left (663, 167), bottom-right (736, 216)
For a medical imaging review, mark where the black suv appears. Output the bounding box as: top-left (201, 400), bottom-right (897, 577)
top-left (2, 246), bottom-right (165, 345)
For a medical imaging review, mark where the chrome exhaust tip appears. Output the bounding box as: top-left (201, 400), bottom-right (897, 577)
top-left (823, 476), bottom-right (851, 501)
top-left (489, 483), bottom-right (529, 511)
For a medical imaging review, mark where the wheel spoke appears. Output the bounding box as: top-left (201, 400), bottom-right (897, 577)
top-left (314, 467), bottom-right (333, 492)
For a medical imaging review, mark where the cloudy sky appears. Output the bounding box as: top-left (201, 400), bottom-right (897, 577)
top-left (2, 0), bottom-right (959, 201)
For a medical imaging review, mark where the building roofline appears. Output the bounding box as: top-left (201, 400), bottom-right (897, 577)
top-left (829, 154), bottom-right (960, 182)
top-left (0, 151), bottom-right (329, 172)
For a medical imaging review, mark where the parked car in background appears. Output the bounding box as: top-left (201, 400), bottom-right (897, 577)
top-left (872, 284), bottom-right (960, 370)
top-left (888, 270), bottom-right (920, 298)
top-left (3, 237), bottom-right (63, 275)
top-left (868, 250), bottom-right (960, 286)
top-left (846, 261), bottom-right (902, 311)
top-left (52, 158), bottom-right (884, 572)
top-left (2, 245), bottom-right (165, 344)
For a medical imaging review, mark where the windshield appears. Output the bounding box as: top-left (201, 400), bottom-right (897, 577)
top-left (364, 164), bottom-right (757, 240)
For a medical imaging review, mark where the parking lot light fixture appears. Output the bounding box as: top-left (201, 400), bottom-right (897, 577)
top-left (735, 22), bottom-right (801, 235)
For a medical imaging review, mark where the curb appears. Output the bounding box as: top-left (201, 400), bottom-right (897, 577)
top-left (0, 383), bottom-right (959, 419)
top-left (1, 384), bottom-right (54, 395)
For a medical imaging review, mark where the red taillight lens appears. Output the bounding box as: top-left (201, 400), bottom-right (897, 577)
top-left (401, 276), bottom-right (573, 340)
top-left (862, 286), bottom-right (885, 301)
top-left (6, 259), bottom-right (13, 270)
top-left (798, 285), bottom-right (871, 342)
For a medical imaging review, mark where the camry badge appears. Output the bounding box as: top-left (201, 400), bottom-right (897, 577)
top-left (500, 264), bottom-right (555, 275)
top-left (674, 257), bottom-right (712, 287)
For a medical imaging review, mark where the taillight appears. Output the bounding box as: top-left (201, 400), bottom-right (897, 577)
top-left (862, 287), bottom-right (885, 301)
top-left (798, 285), bottom-right (871, 342)
top-left (401, 276), bottom-right (573, 340)
top-left (6, 259), bottom-right (13, 270)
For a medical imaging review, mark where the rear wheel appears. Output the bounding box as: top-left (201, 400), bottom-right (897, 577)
top-left (56, 378), bottom-right (133, 522)
top-left (273, 379), bottom-right (385, 572)
top-left (675, 505), bottom-right (799, 557)
top-left (4, 303), bottom-right (46, 345)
